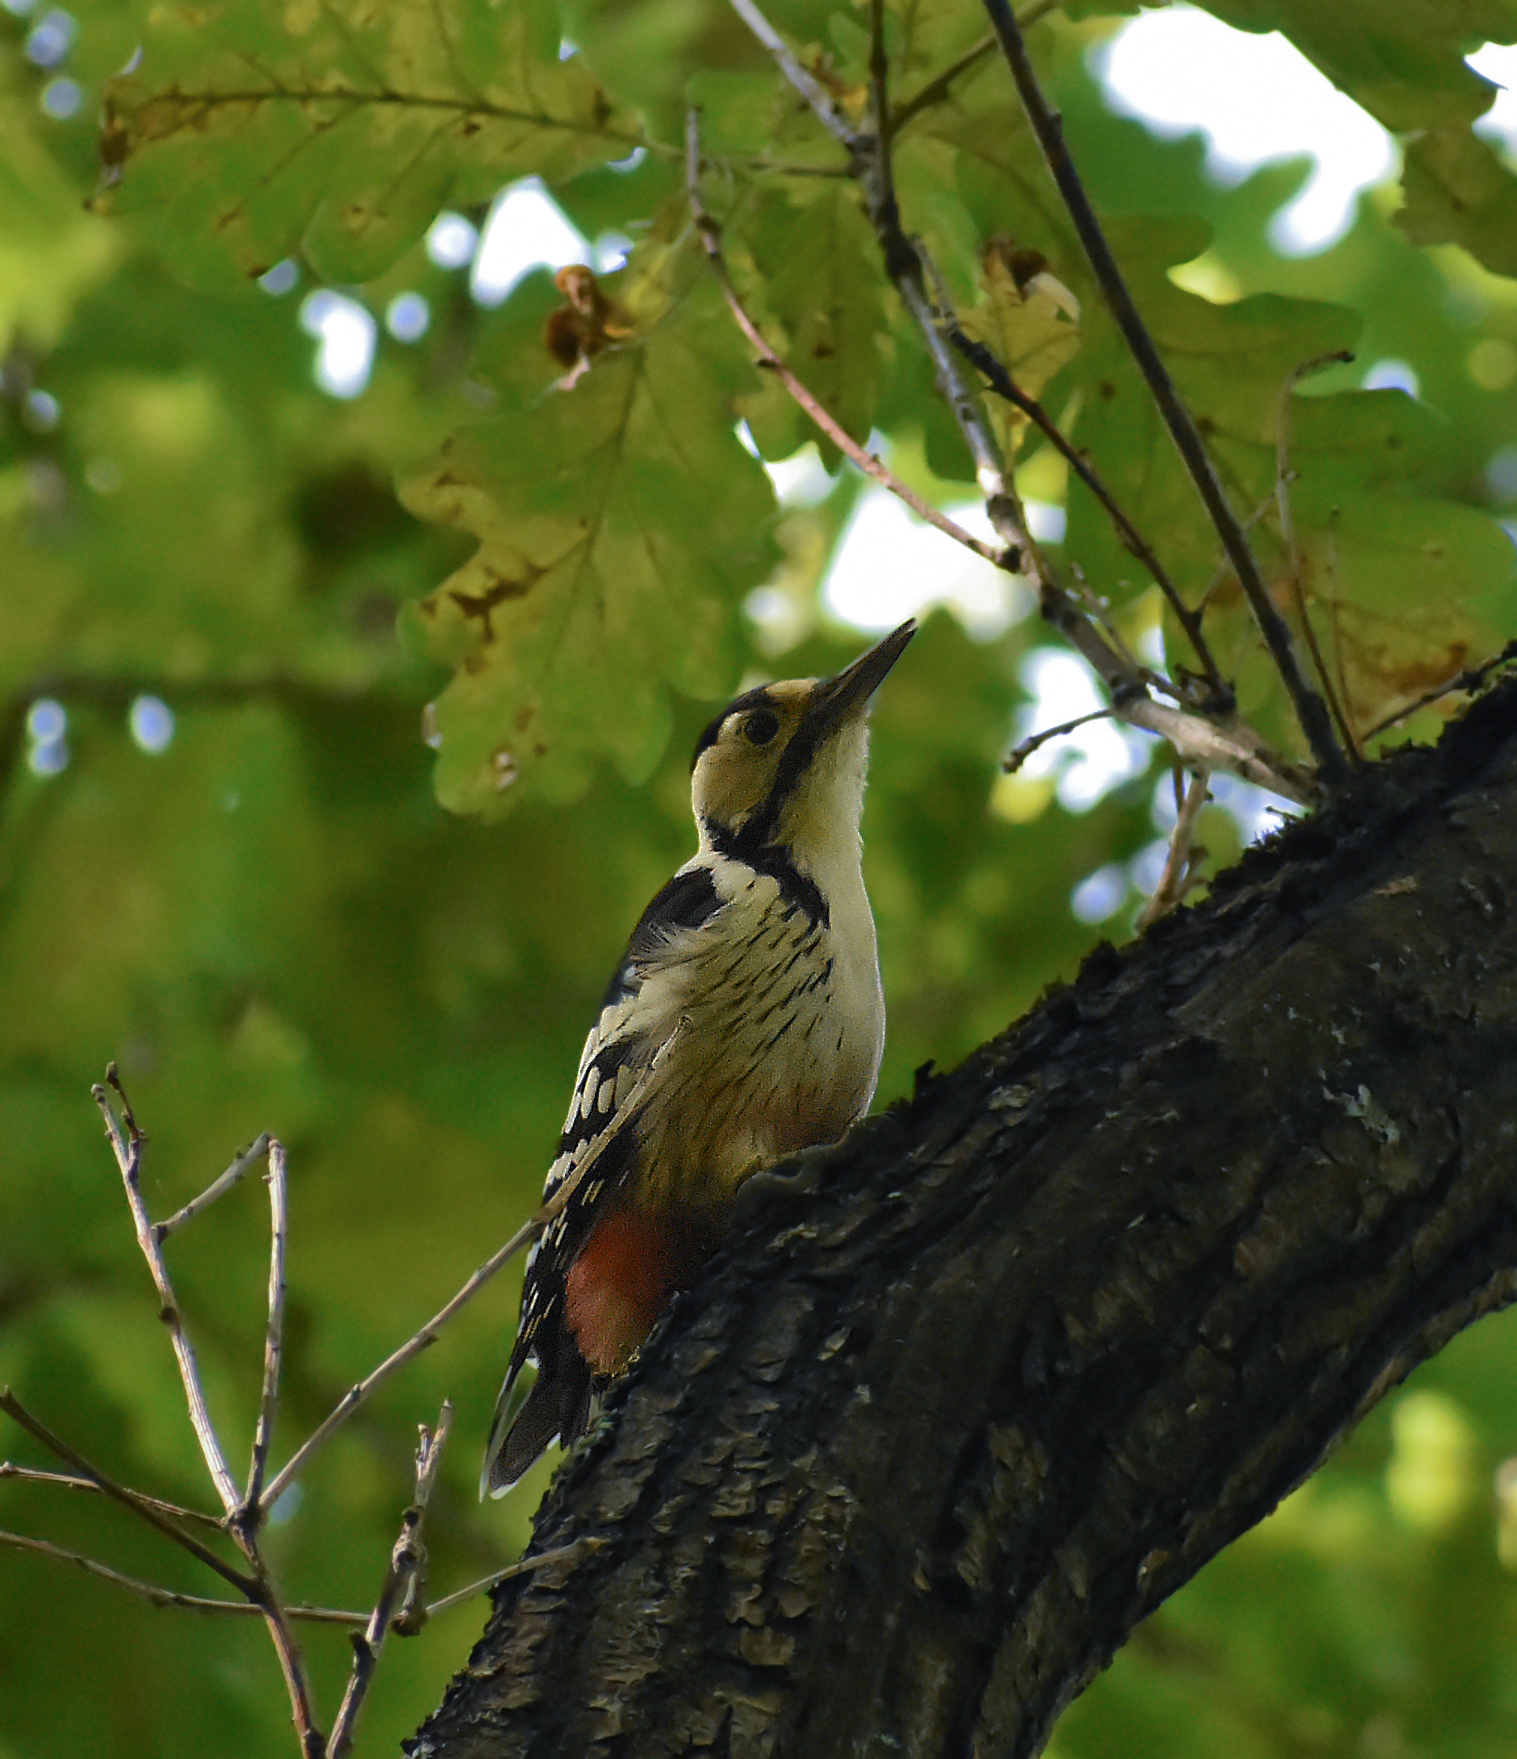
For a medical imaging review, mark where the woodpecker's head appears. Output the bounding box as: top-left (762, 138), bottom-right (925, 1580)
top-left (690, 619), bottom-right (915, 855)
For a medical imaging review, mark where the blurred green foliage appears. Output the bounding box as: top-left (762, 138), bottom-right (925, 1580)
top-left (2, 0), bottom-right (1517, 1754)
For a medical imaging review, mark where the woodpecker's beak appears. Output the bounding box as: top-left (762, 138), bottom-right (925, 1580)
top-left (808, 618), bottom-right (916, 739)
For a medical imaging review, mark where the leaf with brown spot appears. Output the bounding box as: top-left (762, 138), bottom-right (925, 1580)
top-left (400, 287), bottom-right (777, 816)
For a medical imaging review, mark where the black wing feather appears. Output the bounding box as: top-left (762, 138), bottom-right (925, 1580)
top-left (483, 862), bottom-right (728, 1493)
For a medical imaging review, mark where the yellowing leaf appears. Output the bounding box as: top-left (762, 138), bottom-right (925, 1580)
top-left (400, 301), bottom-right (777, 815)
top-left (1398, 125), bottom-right (1517, 280)
top-left (957, 239), bottom-right (1081, 460)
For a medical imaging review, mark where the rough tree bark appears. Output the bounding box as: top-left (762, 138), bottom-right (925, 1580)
top-left (411, 678), bottom-right (1517, 1759)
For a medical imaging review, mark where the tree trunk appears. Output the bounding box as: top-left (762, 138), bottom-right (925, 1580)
top-left (410, 680), bottom-right (1517, 1759)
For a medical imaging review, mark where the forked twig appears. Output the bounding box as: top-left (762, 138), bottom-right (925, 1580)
top-left (1138, 767), bottom-right (1212, 929)
top-left (260, 1047), bottom-right (669, 1513)
top-left (686, 116), bottom-right (1005, 567)
top-left (90, 1076), bottom-right (322, 1757)
top-left (94, 1070), bottom-right (241, 1515)
top-left (975, 0), bottom-right (1347, 784)
top-left (328, 1404), bottom-right (453, 1759)
top-left (156, 1132), bottom-right (271, 1240)
top-left (0, 1390), bottom-right (255, 1595)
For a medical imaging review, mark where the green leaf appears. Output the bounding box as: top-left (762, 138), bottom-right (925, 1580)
top-left (741, 181), bottom-right (889, 467)
top-left (1062, 217), bottom-right (1359, 605)
top-left (98, 0), bottom-right (639, 286)
top-left (400, 289), bottom-right (777, 815)
top-left (1398, 125), bottom-right (1517, 280)
top-left (1196, 0), bottom-right (1517, 133)
top-left (1200, 390), bottom-right (1517, 741)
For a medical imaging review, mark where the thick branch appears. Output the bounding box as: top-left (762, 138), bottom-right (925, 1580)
top-left (414, 679), bottom-right (1517, 1759)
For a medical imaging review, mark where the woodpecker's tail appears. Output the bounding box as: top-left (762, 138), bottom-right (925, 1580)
top-left (480, 1348), bottom-right (595, 1498)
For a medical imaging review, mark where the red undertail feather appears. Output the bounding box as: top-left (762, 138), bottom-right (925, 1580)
top-left (565, 1208), bottom-right (682, 1375)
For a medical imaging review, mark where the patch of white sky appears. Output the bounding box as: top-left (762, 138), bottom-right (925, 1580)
top-left (1093, 4), bottom-right (1397, 256)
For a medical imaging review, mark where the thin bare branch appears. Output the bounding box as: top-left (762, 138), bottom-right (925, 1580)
top-left (724, 0), bottom-right (1030, 565)
top-left (923, 253), bottom-right (1229, 705)
top-left (156, 1132), bottom-right (272, 1240)
top-left (260, 1045), bottom-right (668, 1514)
top-left (686, 115), bottom-right (1004, 567)
top-left (890, 1), bottom-right (1061, 136)
top-left (723, 0), bottom-right (1317, 810)
top-left (976, 0), bottom-right (1347, 784)
top-left (1361, 637), bottom-right (1517, 742)
top-left (1138, 767), bottom-right (1213, 929)
top-left (0, 1389), bottom-right (256, 1595)
top-left (1003, 709), bottom-right (1114, 774)
top-left (0, 1461), bottom-right (223, 1529)
top-left (328, 1404), bottom-right (453, 1759)
top-left (891, 33), bottom-right (996, 134)
top-left (413, 1539), bottom-right (608, 1627)
top-left (92, 1081), bottom-right (324, 1757)
top-left (1276, 351), bottom-right (1360, 759)
top-left (246, 1139), bottom-right (289, 1511)
top-left (1125, 699), bottom-right (1313, 803)
top-left (0, 1530), bottom-right (366, 1625)
top-left (94, 1071), bottom-right (242, 1515)
top-left (726, 0), bottom-right (854, 145)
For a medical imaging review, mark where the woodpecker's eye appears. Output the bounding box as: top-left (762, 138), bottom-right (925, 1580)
top-left (745, 708), bottom-right (780, 746)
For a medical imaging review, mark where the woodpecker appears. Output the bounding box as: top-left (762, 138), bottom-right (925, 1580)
top-left (480, 619), bottom-right (915, 1496)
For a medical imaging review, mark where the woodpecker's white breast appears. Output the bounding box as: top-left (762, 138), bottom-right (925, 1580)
top-left (620, 840), bottom-right (883, 1213)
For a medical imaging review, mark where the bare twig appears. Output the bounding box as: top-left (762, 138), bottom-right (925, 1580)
top-left (328, 1404), bottom-right (453, 1759)
top-left (409, 1539), bottom-right (606, 1627)
top-left (0, 1389), bottom-right (256, 1595)
top-left (890, 0), bottom-right (1061, 136)
top-left (726, 0), bottom-right (1315, 807)
top-left (156, 1132), bottom-right (272, 1240)
top-left (1138, 767), bottom-right (1212, 929)
top-left (260, 1047), bottom-right (667, 1514)
top-left (1361, 637), bottom-right (1517, 742)
top-left (0, 1461), bottom-right (224, 1529)
top-left (976, 0), bottom-right (1347, 784)
top-left (1, 1524), bottom-right (605, 1634)
top-left (0, 1530), bottom-right (366, 1625)
top-left (1003, 709), bottom-right (1114, 774)
top-left (94, 1070), bottom-right (241, 1515)
top-left (91, 1080), bottom-right (323, 1757)
top-left (927, 267), bottom-right (1229, 705)
top-left (686, 115), bottom-right (1006, 567)
top-left (891, 34), bottom-right (996, 134)
top-left (245, 1139), bottom-right (289, 1513)
top-left (1275, 352), bottom-right (1360, 759)
top-left (726, 0), bottom-right (854, 145)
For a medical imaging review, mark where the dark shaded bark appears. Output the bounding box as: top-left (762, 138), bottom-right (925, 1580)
top-left (412, 679), bottom-right (1517, 1759)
